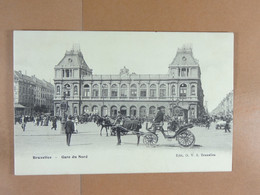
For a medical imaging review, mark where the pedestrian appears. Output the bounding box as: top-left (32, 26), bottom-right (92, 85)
top-left (64, 116), bottom-right (75, 146)
top-left (225, 119), bottom-right (231, 133)
top-left (21, 115), bottom-right (27, 131)
top-left (51, 116), bottom-right (57, 130)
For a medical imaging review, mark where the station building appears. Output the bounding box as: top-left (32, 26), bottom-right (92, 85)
top-left (53, 46), bottom-right (205, 122)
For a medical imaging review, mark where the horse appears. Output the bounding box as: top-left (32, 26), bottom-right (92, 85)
top-left (114, 118), bottom-right (142, 145)
top-left (99, 117), bottom-right (114, 136)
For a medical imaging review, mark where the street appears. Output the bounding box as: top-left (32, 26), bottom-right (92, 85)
top-left (15, 121), bottom-right (232, 154)
top-left (14, 121), bottom-right (233, 175)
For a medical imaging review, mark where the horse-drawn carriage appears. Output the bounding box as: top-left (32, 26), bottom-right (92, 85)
top-left (112, 118), bottom-right (196, 148)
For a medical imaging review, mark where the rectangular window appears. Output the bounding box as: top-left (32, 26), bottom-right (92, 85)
top-left (93, 90), bottom-right (99, 97)
top-left (180, 89), bottom-right (187, 97)
top-left (140, 90), bottom-right (146, 97)
top-left (102, 89), bottom-right (108, 97)
top-left (130, 89), bottom-right (137, 97)
top-left (111, 90), bottom-right (118, 97)
top-left (66, 69), bottom-right (70, 77)
top-left (121, 89), bottom-right (127, 97)
top-left (84, 89), bottom-right (90, 97)
top-left (150, 89), bottom-right (156, 97)
top-left (160, 89), bottom-right (166, 98)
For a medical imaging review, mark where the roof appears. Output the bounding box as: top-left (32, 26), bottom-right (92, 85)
top-left (170, 47), bottom-right (199, 66)
top-left (14, 103), bottom-right (26, 108)
top-left (55, 49), bottom-right (92, 72)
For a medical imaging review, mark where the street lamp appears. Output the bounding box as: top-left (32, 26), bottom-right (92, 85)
top-left (60, 84), bottom-right (70, 134)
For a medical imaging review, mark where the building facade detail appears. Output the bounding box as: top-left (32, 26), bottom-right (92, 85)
top-left (211, 90), bottom-right (233, 117)
top-left (54, 46), bottom-right (205, 122)
top-left (14, 71), bottom-right (54, 115)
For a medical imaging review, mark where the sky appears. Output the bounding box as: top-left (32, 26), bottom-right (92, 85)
top-left (14, 31), bottom-right (234, 112)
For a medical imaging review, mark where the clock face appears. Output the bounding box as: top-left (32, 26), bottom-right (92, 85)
top-left (182, 56), bottom-right (187, 61)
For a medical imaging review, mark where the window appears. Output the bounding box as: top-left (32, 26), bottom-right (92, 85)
top-left (172, 85), bottom-right (176, 96)
top-left (83, 84), bottom-right (90, 97)
top-left (191, 85), bottom-right (196, 95)
top-left (101, 106), bottom-right (108, 116)
top-left (181, 68), bottom-right (187, 77)
top-left (159, 84), bottom-right (166, 98)
top-left (111, 84), bottom-right (118, 97)
top-left (139, 106), bottom-right (146, 118)
top-left (66, 69), bottom-right (70, 77)
top-left (92, 106), bottom-right (99, 114)
top-left (64, 84), bottom-right (71, 97)
top-left (120, 84), bottom-right (127, 97)
top-left (101, 84), bottom-right (108, 97)
top-left (83, 106), bottom-right (89, 113)
top-left (140, 84), bottom-right (147, 98)
top-left (149, 106), bottom-right (156, 116)
top-left (130, 84), bottom-right (137, 97)
top-left (180, 83), bottom-right (187, 98)
top-left (150, 84), bottom-right (157, 98)
top-left (111, 106), bottom-right (118, 117)
top-left (130, 106), bottom-right (137, 116)
top-left (74, 106), bottom-right (77, 114)
top-left (74, 85), bottom-right (78, 95)
top-left (92, 84), bottom-right (99, 97)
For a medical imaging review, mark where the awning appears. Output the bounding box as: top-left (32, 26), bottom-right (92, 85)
top-left (14, 103), bottom-right (26, 109)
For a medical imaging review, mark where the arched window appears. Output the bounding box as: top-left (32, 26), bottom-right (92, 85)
top-left (56, 86), bottom-right (60, 95)
top-left (83, 105), bottom-right (89, 114)
top-left (140, 84), bottom-right (147, 98)
top-left (130, 84), bottom-right (137, 97)
top-left (101, 105), bottom-right (108, 116)
top-left (159, 84), bottom-right (166, 98)
top-left (111, 84), bottom-right (118, 97)
top-left (150, 84), bottom-right (157, 98)
top-left (74, 85), bottom-right (78, 95)
top-left (130, 106), bottom-right (137, 116)
top-left (191, 85), bottom-right (196, 95)
top-left (83, 84), bottom-right (90, 97)
top-left (120, 106), bottom-right (127, 116)
top-left (120, 84), bottom-right (127, 97)
top-left (139, 106), bottom-right (146, 118)
top-left (111, 106), bottom-right (118, 117)
top-left (180, 83), bottom-right (187, 98)
top-left (101, 84), bottom-right (108, 97)
top-left (92, 84), bottom-right (99, 97)
top-left (149, 106), bottom-right (156, 117)
top-left (92, 105), bottom-right (99, 114)
top-left (172, 85), bottom-right (176, 96)
top-left (64, 84), bottom-right (71, 97)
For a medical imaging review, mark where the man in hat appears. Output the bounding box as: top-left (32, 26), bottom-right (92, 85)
top-left (154, 106), bottom-right (165, 124)
top-left (148, 106), bottom-right (165, 131)
top-left (65, 115), bottom-right (75, 146)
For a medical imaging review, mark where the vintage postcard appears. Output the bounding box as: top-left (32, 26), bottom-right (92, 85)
top-left (14, 31), bottom-right (233, 175)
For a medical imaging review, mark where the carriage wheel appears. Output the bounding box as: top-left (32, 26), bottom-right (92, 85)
top-left (143, 133), bottom-right (158, 147)
top-left (176, 130), bottom-right (195, 148)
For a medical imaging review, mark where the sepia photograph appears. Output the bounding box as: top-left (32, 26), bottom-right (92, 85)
top-left (13, 31), bottom-right (234, 175)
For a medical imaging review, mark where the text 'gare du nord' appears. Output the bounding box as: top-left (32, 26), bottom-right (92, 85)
top-left (54, 46), bottom-right (206, 122)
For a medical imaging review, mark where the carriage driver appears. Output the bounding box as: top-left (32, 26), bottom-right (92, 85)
top-left (148, 106), bottom-right (165, 131)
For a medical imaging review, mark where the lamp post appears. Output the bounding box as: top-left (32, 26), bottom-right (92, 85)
top-left (60, 85), bottom-right (69, 134)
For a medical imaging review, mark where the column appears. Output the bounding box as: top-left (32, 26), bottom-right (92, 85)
top-left (99, 82), bottom-right (102, 99)
top-left (108, 82), bottom-right (111, 97)
top-left (157, 82), bottom-right (160, 99)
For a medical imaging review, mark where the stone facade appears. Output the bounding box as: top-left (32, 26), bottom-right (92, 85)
top-left (211, 90), bottom-right (233, 117)
top-left (14, 71), bottom-right (54, 115)
top-left (54, 46), bottom-right (205, 122)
